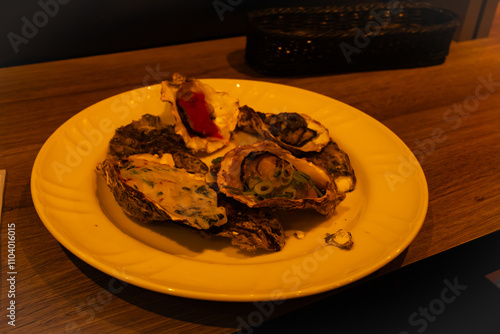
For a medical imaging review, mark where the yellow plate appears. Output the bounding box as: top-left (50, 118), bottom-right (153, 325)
top-left (31, 79), bottom-right (428, 301)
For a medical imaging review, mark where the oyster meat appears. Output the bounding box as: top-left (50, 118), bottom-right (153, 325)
top-left (97, 155), bottom-right (227, 229)
top-left (237, 105), bottom-right (330, 154)
top-left (216, 141), bottom-right (345, 216)
top-left (160, 73), bottom-right (240, 153)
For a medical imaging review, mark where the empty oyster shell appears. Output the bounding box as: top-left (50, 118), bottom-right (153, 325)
top-left (216, 141), bottom-right (345, 216)
top-left (237, 105), bottom-right (330, 154)
top-left (160, 73), bottom-right (240, 153)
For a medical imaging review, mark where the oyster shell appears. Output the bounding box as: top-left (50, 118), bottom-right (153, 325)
top-left (97, 155), bottom-right (227, 230)
top-left (216, 141), bottom-right (345, 216)
top-left (100, 114), bottom-right (284, 252)
top-left (238, 106), bottom-right (356, 193)
top-left (237, 105), bottom-right (330, 154)
top-left (108, 113), bottom-right (208, 174)
top-left (216, 197), bottom-right (285, 252)
top-left (301, 140), bottom-right (357, 193)
top-left (194, 196), bottom-right (286, 252)
top-left (160, 73), bottom-right (240, 153)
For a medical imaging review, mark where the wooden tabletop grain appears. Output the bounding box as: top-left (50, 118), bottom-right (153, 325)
top-left (1, 6), bottom-right (500, 334)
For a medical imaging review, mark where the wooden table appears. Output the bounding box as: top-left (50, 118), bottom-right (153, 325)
top-left (2, 7), bottom-right (500, 334)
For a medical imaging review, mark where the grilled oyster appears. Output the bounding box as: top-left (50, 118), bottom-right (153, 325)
top-left (160, 73), bottom-right (239, 153)
top-left (237, 105), bottom-right (330, 154)
top-left (108, 113), bottom-right (208, 174)
top-left (100, 113), bottom-right (284, 252)
top-left (216, 141), bottom-right (345, 216)
top-left (238, 106), bottom-right (356, 193)
top-left (97, 155), bottom-right (227, 229)
top-left (208, 154), bottom-right (286, 252)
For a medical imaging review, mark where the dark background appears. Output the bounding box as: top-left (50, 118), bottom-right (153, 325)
top-left (0, 0), bottom-right (457, 68)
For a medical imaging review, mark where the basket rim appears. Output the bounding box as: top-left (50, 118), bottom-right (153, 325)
top-left (247, 2), bottom-right (460, 37)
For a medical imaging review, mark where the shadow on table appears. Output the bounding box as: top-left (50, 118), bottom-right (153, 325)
top-left (225, 48), bottom-right (369, 80)
top-left (60, 244), bottom-right (409, 332)
top-left (226, 49), bottom-right (266, 78)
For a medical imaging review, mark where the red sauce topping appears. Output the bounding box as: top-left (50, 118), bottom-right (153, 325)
top-left (177, 92), bottom-right (222, 139)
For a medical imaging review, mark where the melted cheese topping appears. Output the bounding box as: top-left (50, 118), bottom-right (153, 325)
top-left (120, 156), bottom-right (226, 229)
top-left (130, 153), bottom-right (175, 166)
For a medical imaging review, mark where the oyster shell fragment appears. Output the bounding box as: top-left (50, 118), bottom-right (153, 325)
top-left (216, 141), bottom-right (345, 216)
top-left (160, 73), bottom-right (240, 153)
top-left (325, 229), bottom-right (353, 250)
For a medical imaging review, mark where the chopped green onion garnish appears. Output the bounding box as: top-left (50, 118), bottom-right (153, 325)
top-left (280, 174), bottom-right (293, 186)
top-left (311, 184), bottom-right (324, 197)
top-left (143, 179), bottom-right (154, 187)
top-left (254, 181), bottom-right (274, 195)
top-left (273, 169), bottom-right (282, 178)
top-left (211, 156), bottom-right (223, 164)
top-left (282, 187), bottom-right (296, 199)
top-left (292, 171), bottom-right (309, 183)
top-left (223, 185), bottom-right (243, 195)
top-left (246, 177), bottom-right (262, 190)
top-left (242, 190), bottom-right (256, 196)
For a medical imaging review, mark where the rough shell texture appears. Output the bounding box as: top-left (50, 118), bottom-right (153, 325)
top-left (97, 158), bottom-right (178, 224)
top-left (160, 73), bottom-right (240, 153)
top-left (237, 105), bottom-right (330, 154)
top-left (300, 140), bottom-right (356, 193)
top-left (216, 141), bottom-right (345, 216)
top-left (108, 113), bottom-right (208, 174)
top-left (238, 107), bottom-right (356, 193)
top-left (197, 196), bottom-right (286, 252)
top-left (96, 158), bottom-right (227, 230)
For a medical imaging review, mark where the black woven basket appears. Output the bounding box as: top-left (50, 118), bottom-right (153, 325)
top-left (245, 2), bottom-right (459, 75)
